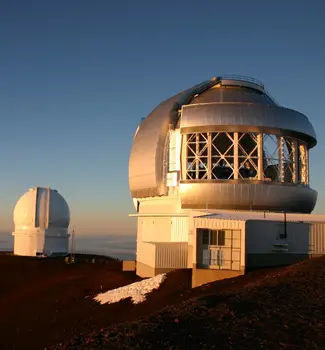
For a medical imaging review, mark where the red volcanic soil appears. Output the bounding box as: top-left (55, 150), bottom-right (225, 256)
top-left (56, 257), bottom-right (325, 350)
top-left (0, 254), bottom-right (324, 350)
top-left (0, 253), bottom-right (191, 350)
top-left (0, 254), bottom-right (138, 349)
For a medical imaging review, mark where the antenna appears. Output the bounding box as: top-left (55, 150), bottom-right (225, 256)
top-left (70, 226), bottom-right (76, 263)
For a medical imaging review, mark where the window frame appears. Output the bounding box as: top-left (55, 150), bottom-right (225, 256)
top-left (182, 132), bottom-right (309, 185)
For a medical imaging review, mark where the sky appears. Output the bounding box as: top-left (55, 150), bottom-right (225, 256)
top-left (0, 0), bottom-right (324, 235)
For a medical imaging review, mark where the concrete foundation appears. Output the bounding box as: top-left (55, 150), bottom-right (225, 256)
top-left (122, 260), bottom-right (136, 271)
top-left (192, 268), bottom-right (244, 288)
top-left (136, 261), bottom-right (178, 278)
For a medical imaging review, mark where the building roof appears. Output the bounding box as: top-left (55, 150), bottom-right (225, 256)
top-left (195, 209), bottom-right (325, 223)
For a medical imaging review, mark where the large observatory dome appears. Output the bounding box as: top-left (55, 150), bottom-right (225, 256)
top-left (14, 187), bottom-right (70, 231)
top-left (13, 187), bottom-right (70, 256)
top-left (129, 75), bottom-right (317, 213)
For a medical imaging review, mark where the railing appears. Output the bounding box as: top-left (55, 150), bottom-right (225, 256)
top-left (215, 74), bottom-right (279, 105)
top-left (218, 74), bottom-right (265, 89)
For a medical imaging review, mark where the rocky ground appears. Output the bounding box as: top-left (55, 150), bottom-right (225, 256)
top-left (56, 257), bottom-right (325, 350)
top-left (0, 253), bottom-right (324, 349)
top-left (0, 253), bottom-right (190, 349)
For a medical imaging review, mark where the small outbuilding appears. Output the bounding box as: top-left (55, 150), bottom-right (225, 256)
top-left (192, 210), bottom-right (325, 286)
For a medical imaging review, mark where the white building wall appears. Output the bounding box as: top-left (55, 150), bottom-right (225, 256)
top-left (139, 196), bottom-right (181, 214)
top-left (171, 217), bottom-right (188, 241)
top-left (13, 231), bottom-right (45, 256)
top-left (136, 213), bottom-right (189, 273)
top-left (245, 221), bottom-right (309, 254)
top-left (140, 217), bottom-right (172, 242)
top-left (44, 234), bottom-right (69, 256)
top-left (137, 241), bottom-right (156, 267)
top-left (136, 218), bottom-right (156, 268)
top-left (13, 230), bottom-right (69, 257)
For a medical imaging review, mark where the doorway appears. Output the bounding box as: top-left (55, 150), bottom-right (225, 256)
top-left (197, 228), bottom-right (241, 270)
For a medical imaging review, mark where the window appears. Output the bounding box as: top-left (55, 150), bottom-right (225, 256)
top-left (263, 134), bottom-right (280, 181)
top-left (184, 132), bottom-right (309, 185)
top-left (298, 142), bottom-right (308, 184)
top-left (199, 229), bottom-right (225, 246)
top-left (217, 230), bottom-right (225, 245)
top-left (211, 132), bottom-right (234, 180)
top-left (210, 230), bottom-right (218, 245)
top-left (201, 229), bottom-right (209, 244)
top-left (283, 138), bottom-right (295, 183)
top-left (238, 133), bottom-right (258, 179)
top-left (186, 133), bottom-right (208, 179)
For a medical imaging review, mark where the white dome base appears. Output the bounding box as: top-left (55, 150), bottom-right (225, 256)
top-left (12, 187), bottom-right (70, 257)
top-left (13, 228), bottom-right (69, 257)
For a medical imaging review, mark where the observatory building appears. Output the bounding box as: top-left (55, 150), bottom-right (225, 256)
top-left (129, 76), bottom-right (325, 286)
top-left (12, 187), bottom-right (70, 257)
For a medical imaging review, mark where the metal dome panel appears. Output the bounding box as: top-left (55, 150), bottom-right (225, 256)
top-left (129, 76), bottom-right (318, 213)
top-left (129, 79), bottom-right (217, 198)
top-left (180, 182), bottom-right (317, 213)
top-left (190, 86), bottom-right (275, 105)
top-left (180, 103), bottom-right (316, 147)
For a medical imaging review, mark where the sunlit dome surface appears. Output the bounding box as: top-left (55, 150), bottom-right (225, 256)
top-left (129, 75), bottom-right (317, 213)
top-left (14, 187), bottom-right (70, 231)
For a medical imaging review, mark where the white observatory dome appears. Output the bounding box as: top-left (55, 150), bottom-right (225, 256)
top-left (12, 187), bottom-right (70, 257)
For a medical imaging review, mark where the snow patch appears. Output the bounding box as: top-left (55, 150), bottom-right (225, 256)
top-left (94, 273), bottom-right (166, 305)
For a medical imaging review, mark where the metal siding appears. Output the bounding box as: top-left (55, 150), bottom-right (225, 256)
top-left (155, 242), bottom-right (188, 268)
top-left (310, 223), bottom-right (325, 254)
top-left (194, 217), bottom-right (244, 230)
top-left (171, 217), bottom-right (188, 242)
top-left (246, 221), bottom-right (309, 254)
top-left (195, 210), bottom-right (325, 222)
top-left (180, 182), bottom-right (317, 213)
top-left (190, 85), bottom-right (271, 104)
top-left (129, 80), bottom-right (217, 198)
top-left (129, 77), bottom-right (317, 200)
top-left (180, 103), bottom-right (316, 146)
top-left (35, 188), bottom-right (49, 229)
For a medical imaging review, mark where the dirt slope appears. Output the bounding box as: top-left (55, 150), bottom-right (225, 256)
top-left (0, 254), bottom-right (139, 349)
top-left (55, 257), bottom-right (325, 350)
top-left (0, 253), bottom-right (191, 350)
top-left (1, 253), bottom-right (324, 350)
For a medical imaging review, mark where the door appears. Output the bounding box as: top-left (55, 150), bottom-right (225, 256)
top-left (197, 228), bottom-right (241, 270)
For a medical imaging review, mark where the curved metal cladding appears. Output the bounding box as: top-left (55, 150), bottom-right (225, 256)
top-left (189, 84), bottom-right (275, 105)
top-left (129, 79), bottom-right (218, 198)
top-left (129, 76), bottom-right (318, 213)
top-left (180, 103), bottom-right (316, 146)
top-left (180, 182), bottom-right (317, 213)
top-left (48, 190), bottom-right (70, 228)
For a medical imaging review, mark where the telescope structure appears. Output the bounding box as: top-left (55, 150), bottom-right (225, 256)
top-left (129, 76), bottom-right (325, 285)
top-left (12, 187), bottom-right (70, 257)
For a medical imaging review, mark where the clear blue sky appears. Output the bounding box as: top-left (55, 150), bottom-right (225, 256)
top-left (0, 0), bottom-right (324, 235)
